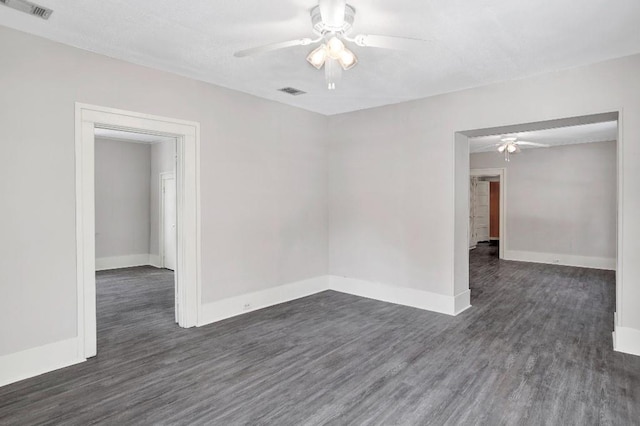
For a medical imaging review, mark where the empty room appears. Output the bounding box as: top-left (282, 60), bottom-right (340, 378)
top-left (1, 0), bottom-right (639, 424)
top-left (94, 129), bottom-right (179, 355)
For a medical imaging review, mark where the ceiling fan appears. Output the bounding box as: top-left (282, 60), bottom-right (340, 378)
top-left (234, 0), bottom-right (430, 90)
top-left (484, 137), bottom-right (550, 161)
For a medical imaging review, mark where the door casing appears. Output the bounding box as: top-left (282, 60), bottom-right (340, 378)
top-left (75, 103), bottom-right (201, 359)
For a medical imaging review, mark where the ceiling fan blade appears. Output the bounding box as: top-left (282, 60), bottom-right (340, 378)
top-left (474, 144), bottom-right (502, 153)
top-left (319, 0), bottom-right (346, 28)
top-left (515, 141), bottom-right (551, 148)
top-left (352, 34), bottom-right (431, 50)
top-left (234, 38), bottom-right (315, 58)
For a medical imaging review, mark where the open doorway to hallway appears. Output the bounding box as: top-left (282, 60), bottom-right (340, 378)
top-left (94, 128), bottom-right (178, 351)
top-left (469, 170), bottom-right (504, 260)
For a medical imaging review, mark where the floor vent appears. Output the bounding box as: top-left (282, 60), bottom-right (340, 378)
top-left (0, 0), bottom-right (53, 19)
top-left (278, 87), bottom-right (307, 96)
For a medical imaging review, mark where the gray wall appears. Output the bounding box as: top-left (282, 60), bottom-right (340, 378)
top-left (470, 141), bottom-right (616, 259)
top-left (149, 140), bottom-right (176, 258)
top-left (95, 137), bottom-right (176, 263)
top-left (0, 26), bottom-right (328, 356)
top-left (327, 54), bottom-right (640, 334)
top-left (94, 138), bottom-right (151, 259)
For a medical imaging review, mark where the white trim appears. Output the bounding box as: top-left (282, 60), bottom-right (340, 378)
top-left (453, 133), bottom-right (471, 308)
top-left (613, 325), bottom-right (640, 357)
top-left (470, 168), bottom-right (506, 259)
top-left (75, 103), bottom-right (201, 360)
top-left (616, 112), bottom-right (624, 322)
top-left (454, 290), bottom-right (472, 315)
top-left (198, 274), bottom-right (469, 328)
top-left (504, 250), bottom-right (616, 270)
top-left (0, 338), bottom-right (84, 388)
top-left (159, 172), bottom-right (176, 269)
top-left (95, 254), bottom-right (153, 271)
top-left (329, 275), bottom-right (462, 316)
top-left (198, 276), bottom-right (330, 326)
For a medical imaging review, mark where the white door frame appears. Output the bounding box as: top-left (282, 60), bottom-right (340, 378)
top-left (159, 172), bottom-right (176, 269)
top-left (75, 103), bottom-right (201, 359)
top-left (470, 168), bottom-right (506, 259)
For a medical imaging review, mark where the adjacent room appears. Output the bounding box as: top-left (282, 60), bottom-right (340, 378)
top-left (468, 119), bottom-right (617, 268)
top-left (1, 0), bottom-right (640, 424)
top-left (466, 119), bottom-right (619, 386)
top-left (94, 129), bottom-right (178, 351)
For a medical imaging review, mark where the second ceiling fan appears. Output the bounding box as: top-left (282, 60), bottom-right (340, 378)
top-left (491, 137), bottom-right (550, 161)
top-left (234, 0), bottom-right (429, 90)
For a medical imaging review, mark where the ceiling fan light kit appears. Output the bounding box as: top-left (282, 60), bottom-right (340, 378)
top-left (234, 0), bottom-right (428, 90)
top-left (305, 35), bottom-right (358, 89)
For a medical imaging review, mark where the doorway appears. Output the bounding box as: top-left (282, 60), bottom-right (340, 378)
top-left (94, 128), bottom-right (178, 334)
top-left (75, 103), bottom-right (201, 360)
top-left (454, 111), bottom-right (620, 347)
top-left (469, 168), bottom-right (505, 259)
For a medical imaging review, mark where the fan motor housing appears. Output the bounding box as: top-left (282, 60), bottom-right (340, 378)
top-left (310, 4), bottom-right (356, 35)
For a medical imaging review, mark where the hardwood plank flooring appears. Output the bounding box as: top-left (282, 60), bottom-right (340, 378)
top-left (1, 249), bottom-right (639, 425)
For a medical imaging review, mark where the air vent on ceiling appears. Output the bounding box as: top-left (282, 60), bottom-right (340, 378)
top-left (0, 0), bottom-right (53, 20)
top-left (278, 87), bottom-right (306, 96)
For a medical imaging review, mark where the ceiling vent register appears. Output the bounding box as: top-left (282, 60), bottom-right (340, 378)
top-left (0, 0), bottom-right (53, 20)
top-left (278, 87), bottom-right (307, 96)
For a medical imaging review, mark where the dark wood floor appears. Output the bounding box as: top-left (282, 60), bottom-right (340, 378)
top-left (1, 248), bottom-right (639, 425)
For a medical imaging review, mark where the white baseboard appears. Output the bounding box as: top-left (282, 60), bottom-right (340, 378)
top-left (95, 254), bottom-right (153, 271)
top-left (454, 290), bottom-right (472, 315)
top-left (148, 254), bottom-right (162, 268)
top-left (198, 274), bottom-right (470, 328)
top-left (0, 338), bottom-right (85, 388)
top-left (613, 325), bottom-right (640, 357)
top-left (504, 250), bottom-right (615, 270)
top-left (329, 275), bottom-right (463, 316)
top-left (198, 276), bottom-right (330, 326)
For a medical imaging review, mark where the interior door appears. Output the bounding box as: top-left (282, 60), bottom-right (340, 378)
top-left (490, 181), bottom-right (500, 239)
top-left (474, 181), bottom-right (490, 243)
top-left (162, 176), bottom-right (177, 271)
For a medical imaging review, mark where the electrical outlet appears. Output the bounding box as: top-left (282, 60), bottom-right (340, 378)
top-left (243, 303), bottom-right (252, 311)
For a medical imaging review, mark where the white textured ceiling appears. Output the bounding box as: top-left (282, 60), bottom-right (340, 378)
top-left (94, 128), bottom-right (176, 144)
top-left (469, 121), bottom-right (617, 153)
top-left (1, 0), bottom-right (640, 115)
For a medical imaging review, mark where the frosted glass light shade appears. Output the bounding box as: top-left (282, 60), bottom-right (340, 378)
top-left (306, 44), bottom-right (327, 69)
top-left (338, 49), bottom-right (357, 70)
top-left (327, 36), bottom-right (345, 59)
